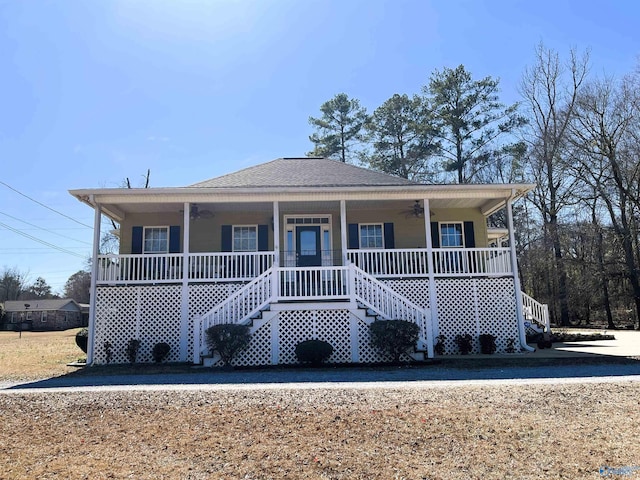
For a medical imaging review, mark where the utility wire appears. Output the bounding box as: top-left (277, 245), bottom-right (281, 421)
top-left (0, 210), bottom-right (92, 245)
top-left (0, 221), bottom-right (88, 259)
top-left (0, 180), bottom-right (93, 229)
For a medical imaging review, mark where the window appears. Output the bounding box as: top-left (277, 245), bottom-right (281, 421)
top-left (143, 227), bottom-right (168, 254)
top-left (233, 226), bottom-right (257, 252)
top-left (359, 224), bottom-right (384, 249)
top-left (440, 223), bottom-right (464, 248)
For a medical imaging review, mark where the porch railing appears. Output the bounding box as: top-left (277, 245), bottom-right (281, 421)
top-left (96, 252), bottom-right (275, 284)
top-left (348, 247), bottom-right (512, 277)
top-left (278, 266), bottom-right (349, 300)
top-left (97, 253), bottom-right (185, 284)
top-left (96, 247), bottom-right (513, 285)
top-left (432, 247), bottom-right (512, 277)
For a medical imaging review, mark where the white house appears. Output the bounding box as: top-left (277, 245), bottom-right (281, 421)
top-left (70, 157), bottom-right (548, 366)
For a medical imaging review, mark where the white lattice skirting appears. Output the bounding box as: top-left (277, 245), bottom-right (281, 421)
top-left (93, 278), bottom-right (521, 365)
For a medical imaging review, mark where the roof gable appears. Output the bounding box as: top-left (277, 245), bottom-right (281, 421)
top-left (189, 158), bottom-right (417, 188)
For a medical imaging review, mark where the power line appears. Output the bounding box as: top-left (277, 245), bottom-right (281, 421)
top-left (0, 210), bottom-right (92, 245)
top-left (0, 180), bottom-right (93, 229)
top-left (0, 221), bottom-right (88, 259)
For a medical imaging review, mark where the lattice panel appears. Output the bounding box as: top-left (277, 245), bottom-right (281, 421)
top-left (316, 310), bottom-right (351, 363)
top-left (232, 320), bottom-right (272, 367)
top-left (435, 278), bottom-right (520, 354)
top-left (436, 279), bottom-right (480, 354)
top-left (137, 286), bottom-right (181, 363)
top-left (278, 310), bottom-right (351, 364)
top-left (94, 286), bottom-right (181, 364)
top-left (188, 283), bottom-right (244, 362)
top-left (476, 278), bottom-right (520, 353)
top-left (381, 279), bottom-right (430, 309)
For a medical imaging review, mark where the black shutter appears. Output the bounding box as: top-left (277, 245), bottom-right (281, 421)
top-left (383, 223), bottom-right (395, 249)
top-left (430, 222), bottom-right (440, 248)
top-left (169, 226), bottom-right (180, 253)
top-left (132, 226), bottom-right (143, 254)
top-left (258, 225), bottom-right (269, 251)
top-left (348, 224), bottom-right (359, 249)
top-left (221, 225), bottom-right (232, 252)
top-left (463, 221), bottom-right (475, 248)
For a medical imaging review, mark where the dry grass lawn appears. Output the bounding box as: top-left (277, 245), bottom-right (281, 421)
top-left (2, 384), bottom-right (640, 479)
top-left (0, 328), bottom-right (83, 381)
top-left (1, 330), bottom-right (640, 479)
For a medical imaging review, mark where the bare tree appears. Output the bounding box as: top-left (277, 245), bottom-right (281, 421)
top-left (570, 76), bottom-right (640, 327)
top-left (519, 43), bottom-right (589, 326)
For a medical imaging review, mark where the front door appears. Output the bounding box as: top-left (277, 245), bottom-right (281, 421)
top-left (296, 226), bottom-right (322, 267)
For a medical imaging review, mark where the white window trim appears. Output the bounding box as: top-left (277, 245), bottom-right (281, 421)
top-left (359, 223), bottom-right (385, 249)
top-left (283, 215), bottom-right (332, 252)
top-left (143, 226), bottom-right (170, 254)
top-left (439, 222), bottom-right (465, 248)
top-left (232, 225), bottom-right (258, 252)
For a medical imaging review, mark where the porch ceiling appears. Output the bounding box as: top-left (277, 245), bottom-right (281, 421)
top-left (70, 183), bottom-right (534, 222)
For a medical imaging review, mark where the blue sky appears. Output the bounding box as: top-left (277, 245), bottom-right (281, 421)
top-left (0, 0), bottom-right (638, 293)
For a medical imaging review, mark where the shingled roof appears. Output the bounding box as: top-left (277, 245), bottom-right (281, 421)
top-left (188, 158), bottom-right (418, 188)
top-left (4, 299), bottom-right (81, 312)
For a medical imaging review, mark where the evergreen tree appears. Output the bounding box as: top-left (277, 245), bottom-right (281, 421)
top-left (308, 93), bottom-right (369, 163)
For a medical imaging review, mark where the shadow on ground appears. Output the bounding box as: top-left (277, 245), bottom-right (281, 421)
top-left (6, 352), bottom-right (640, 390)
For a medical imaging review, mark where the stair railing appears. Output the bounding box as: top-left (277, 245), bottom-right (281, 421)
top-left (350, 263), bottom-right (434, 357)
top-left (193, 267), bottom-right (275, 363)
top-left (521, 292), bottom-right (550, 332)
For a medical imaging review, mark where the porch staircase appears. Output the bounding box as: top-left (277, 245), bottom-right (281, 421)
top-left (192, 264), bottom-right (433, 364)
top-left (521, 292), bottom-right (551, 334)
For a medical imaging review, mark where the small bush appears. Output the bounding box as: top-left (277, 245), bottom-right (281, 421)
top-left (434, 335), bottom-right (446, 355)
top-left (75, 328), bottom-right (88, 354)
top-left (505, 338), bottom-right (517, 353)
top-left (205, 324), bottom-right (251, 367)
top-left (479, 334), bottom-right (497, 354)
top-left (295, 339), bottom-right (333, 366)
top-left (370, 320), bottom-right (420, 363)
top-left (127, 339), bottom-right (141, 364)
top-left (455, 334), bottom-right (473, 355)
top-left (152, 342), bottom-right (171, 363)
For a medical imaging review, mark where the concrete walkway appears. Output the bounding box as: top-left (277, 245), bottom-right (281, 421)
top-left (1, 329), bottom-right (639, 393)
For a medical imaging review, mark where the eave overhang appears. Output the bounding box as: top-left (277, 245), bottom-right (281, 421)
top-left (70, 183), bottom-right (535, 223)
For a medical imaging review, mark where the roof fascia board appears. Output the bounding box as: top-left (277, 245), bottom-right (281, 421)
top-left (70, 183), bottom-right (535, 205)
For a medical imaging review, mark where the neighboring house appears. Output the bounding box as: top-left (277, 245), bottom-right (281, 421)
top-left (3, 299), bottom-right (84, 331)
top-left (70, 157), bottom-right (549, 366)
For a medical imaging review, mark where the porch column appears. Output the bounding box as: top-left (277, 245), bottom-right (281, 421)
top-left (87, 198), bottom-right (101, 365)
top-left (340, 200), bottom-right (347, 265)
top-left (180, 202), bottom-right (190, 361)
top-left (506, 192), bottom-right (534, 352)
top-left (423, 198), bottom-right (439, 340)
top-left (273, 201), bottom-right (280, 267)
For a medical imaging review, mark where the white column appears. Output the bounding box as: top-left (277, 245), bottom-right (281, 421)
top-left (180, 202), bottom-right (190, 362)
top-left (340, 200), bottom-right (347, 265)
top-left (423, 198), bottom-right (438, 353)
top-left (507, 192), bottom-right (535, 352)
top-left (87, 198), bottom-right (101, 365)
top-left (273, 201), bottom-right (280, 267)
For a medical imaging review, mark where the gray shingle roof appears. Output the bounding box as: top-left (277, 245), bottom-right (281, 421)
top-left (189, 158), bottom-right (418, 188)
top-left (4, 299), bottom-right (80, 312)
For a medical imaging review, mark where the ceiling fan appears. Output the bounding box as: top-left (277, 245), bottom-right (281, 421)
top-left (181, 204), bottom-right (214, 221)
top-left (401, 200), bottom-right (431, 219)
